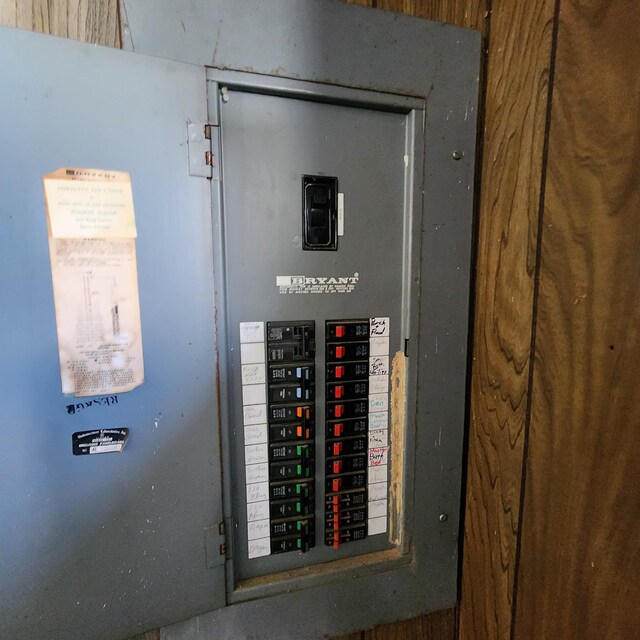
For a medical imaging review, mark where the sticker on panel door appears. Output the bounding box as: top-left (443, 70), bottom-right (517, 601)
top-left (276, 273), bottom-right (359, 295)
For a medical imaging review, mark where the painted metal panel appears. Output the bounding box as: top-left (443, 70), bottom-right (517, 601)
top-left (0, 27), bottom-right (225, 640)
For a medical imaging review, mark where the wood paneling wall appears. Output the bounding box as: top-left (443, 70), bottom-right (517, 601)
top-left (2, 1), bottom-right (638, 639)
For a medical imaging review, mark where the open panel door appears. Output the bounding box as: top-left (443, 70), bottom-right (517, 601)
top-left (0, 27), bottom-right (226, 640)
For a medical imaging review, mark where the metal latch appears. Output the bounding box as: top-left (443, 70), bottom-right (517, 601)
top-left (187, 121), bottom-right (220, 180)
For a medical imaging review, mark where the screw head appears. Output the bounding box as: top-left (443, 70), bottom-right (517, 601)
top-left (452, 150), bottom-right (464, 160)
top-left (439, 513), bottom-right (448, 523)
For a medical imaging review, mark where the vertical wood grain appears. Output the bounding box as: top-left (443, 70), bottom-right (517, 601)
top-left (364, 608), bottom-right (456, 640)
top-left (513, 1), bottom-right (640, 638)
top-left (0, 0), bottom-right (119, 46)
top-left (457, 1), bottom-right (557, 639)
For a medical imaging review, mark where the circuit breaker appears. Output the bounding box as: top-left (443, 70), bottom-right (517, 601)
top-left (0, 2), bottom-right (480, 639)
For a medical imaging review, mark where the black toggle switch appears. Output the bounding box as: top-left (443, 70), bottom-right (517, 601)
top-left (302, 175), bottom-right (338, 251)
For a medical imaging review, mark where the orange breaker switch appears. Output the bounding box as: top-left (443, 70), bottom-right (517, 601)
top-left (335, 346), bottom-right (346, 359)
top-left (334, 404), bottom-right (344, 418)
top-left (335, 325), bottom-right (346, 338)
top-left (335, 365), bottom-right (345, 379)
top-left (334, 385), bottom-right (344, 399)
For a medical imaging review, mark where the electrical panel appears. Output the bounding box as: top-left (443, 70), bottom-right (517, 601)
top-left (0, 3), bottom-right (480, 639)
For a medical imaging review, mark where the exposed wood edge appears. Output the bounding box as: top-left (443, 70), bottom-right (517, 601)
top-left (389, 350), bottom-right (406, 546)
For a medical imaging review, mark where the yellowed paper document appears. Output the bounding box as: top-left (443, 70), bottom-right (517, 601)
top-left (43, 168), bottom-right (144, 397)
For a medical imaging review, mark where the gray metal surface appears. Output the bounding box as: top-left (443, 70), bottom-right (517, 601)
top-left (218, 87), bottom-right (409, 581)
top-left (0, 27), bottom-right (225, 640)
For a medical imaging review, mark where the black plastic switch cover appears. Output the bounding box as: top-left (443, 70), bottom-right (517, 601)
top-left (302, 175), bottom-right (338, 250)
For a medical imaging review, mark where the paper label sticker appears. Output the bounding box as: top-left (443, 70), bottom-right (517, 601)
top-left (245, 463), bottom-right (269, 484)
top-left (368, 499), bottom-right (388, 519)
top-left (369, 429), bottom-right (388, 447)
top-left (248, 538), bottom-right (271, 559)
top-left (242, 383), bottom-right (266, 406)
top-left (276, 273), bottom-right (359, 295)
top-left (368, 465), bottom-right (388, 484)
top-left (368, 515), bottom-right (388, 535)
top-left (243, 404), bottom-right (267, 426)
top-left (247, 500), bottom-right (270, 522)
top-left (246, 481), bottom-right (270, 504)
top-left (240, 342), bottom-right (265, 365)
top-left (43, 168), bottom-right (143, 397)
top-left (337, 192), bottom-right (345, 236)
top-left (245, 443), bottom-right (269, 465)
top-left (369, 446), bottom-right (388, 466)
top-left (370, 317), bottom-right (390, 337)
top-left (247, 519), bottom-right (271, 541)
top-left (369, 356), bottom-right (389, 376)
top-left (239, 322), bottom-right (264, 344)
top-left (244, 423), bottom-right (268, 446)
top-left (369, 411), bottom-right (389, 430)
top-left (72, 428), bottom-right (129, 456)
top-left (241, 363), bottom-right (266, 385)
top-left (368, 481), bottom-right (388, 502)
top-left (369, 337), bottom-right (390, 357)
top-left (368, 375), bottom-right (389, 394)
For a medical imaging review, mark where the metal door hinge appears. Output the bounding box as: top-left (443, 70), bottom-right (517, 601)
top-left (204, 520), bottom-right (227, 568)
top-left (188, 121), bottom-right (220, 180)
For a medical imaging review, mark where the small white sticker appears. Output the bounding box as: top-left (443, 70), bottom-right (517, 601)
top-left (248, 538), bottom-right (271, 559)
top-left (368, 515), bottom-right (388, 536)
top-left (247, 499), bottom-right (270, 522)
top-left (369, 411), bottom-right (389, 430)
top-left (368, 499), bottom-right (388, 519)
top-left (247, 519), bottom-right (271, 541)
top-left (369, 393), bottom-right (389, 413)
top-left (240, 342), bottom-right (265, 365)
top-left (241, 363), bottom-right (266, 385)
top-left (246, 481), bottom-right (269, 503)
top-left (245, 443), bottom-right (268, 465)
top-left (337, 192), bottom-right (344, 236)
top-left (369, 446), bottom-right (388, 467)
top-left (89, 444), bottom-right (123, 454)
top-left (245, 463), bottom-right (269, 484)
top-left (368, 481), bottom-right (388, 502)
top-left (369, 429), bottom-right (388, 447)
top-left (369, 337), bottom-right (390, 357)
top-left (239, 321), bottom-right (264, 344)
top-left (242, 383), bottom-right (266, 406)
top-left (243, 403), bottom-right (267, 426)
top-left (368, 375), bottom-right (389, 394)
top-left (369, 356), bottom-right (389, 376)
top-left (244, 423), bottom-right (268, 446)
top-left (370, 317), bottom-right (390, 337)
top-left (368, 464), bottom-right (388, 484)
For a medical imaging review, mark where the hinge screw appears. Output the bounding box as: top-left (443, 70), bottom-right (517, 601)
top-left (439, 513), bottom-right (448, 523)
top-left (452, 150), bottom-right (464, 160)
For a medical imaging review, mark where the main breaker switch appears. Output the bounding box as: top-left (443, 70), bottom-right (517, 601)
top-left (302, 175), bottom-right (338, 251)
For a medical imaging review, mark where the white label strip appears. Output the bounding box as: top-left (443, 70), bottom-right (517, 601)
top-left (245, 443), bottom-right (269, 465)
top-left (370, 317), bottom-right (390, 337)
top-left (369, 355), bottom-right (389, 376)
top-left (239, 321), bottom-right (264, 343)
top-left (244, 423), bottom-right (268, 446)
top-left (369, 337), bottom-right (390, 356)
top-left (240, 342), bottom-right (265, 364)
top-left (368, 481), bottom-right (388, 502)
top-left (245, 462), bottom-right (269, 484)
top-left (247, 519), bottom-right (271, 541)
top-left (369, 393), bottom-right (389, 413)
top-left (248, 538), bottom-right (271, 559)
top-left (243, 403), bottom-right (267, 426)
top-left (337, 192), bottom-right (345, 236)
top-left (369, 429), bottom-right (388, 447)
top-left (247, 500), bottom-right (270, 523)
top-left (369, 446), bottom-right (388, 467)
top-left (242, 383), bottom-right (266, 406)
top-left (242, 363), bottom-right (266, 385)
top-left (368, 516), bottom-right (388, 535)
top-left (368, 375), bottom-right (389, 394)
top-left (368, 499), bottom-right (388, 519)
top-left (246, 481), bottom-right (270, 504)
top-left (369, 411), bottom-right (388, 430)
top-left (368, 464), bottom-right (388, 484)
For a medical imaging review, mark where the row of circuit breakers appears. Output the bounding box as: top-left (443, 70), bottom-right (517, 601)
top-left (240, 318), bottom-right (391, 558)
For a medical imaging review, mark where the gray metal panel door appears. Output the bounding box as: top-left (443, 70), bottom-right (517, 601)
top-left (0, 28), bottom-right (225, 640)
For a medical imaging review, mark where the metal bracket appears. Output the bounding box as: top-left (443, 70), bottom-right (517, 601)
top-left (204, 522), bottom-right (226, 568)
top-left (187, 121), bottom-right (220, 180)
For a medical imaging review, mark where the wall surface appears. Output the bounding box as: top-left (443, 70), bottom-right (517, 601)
top-left (1, 1), bottom-right (638, 639)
